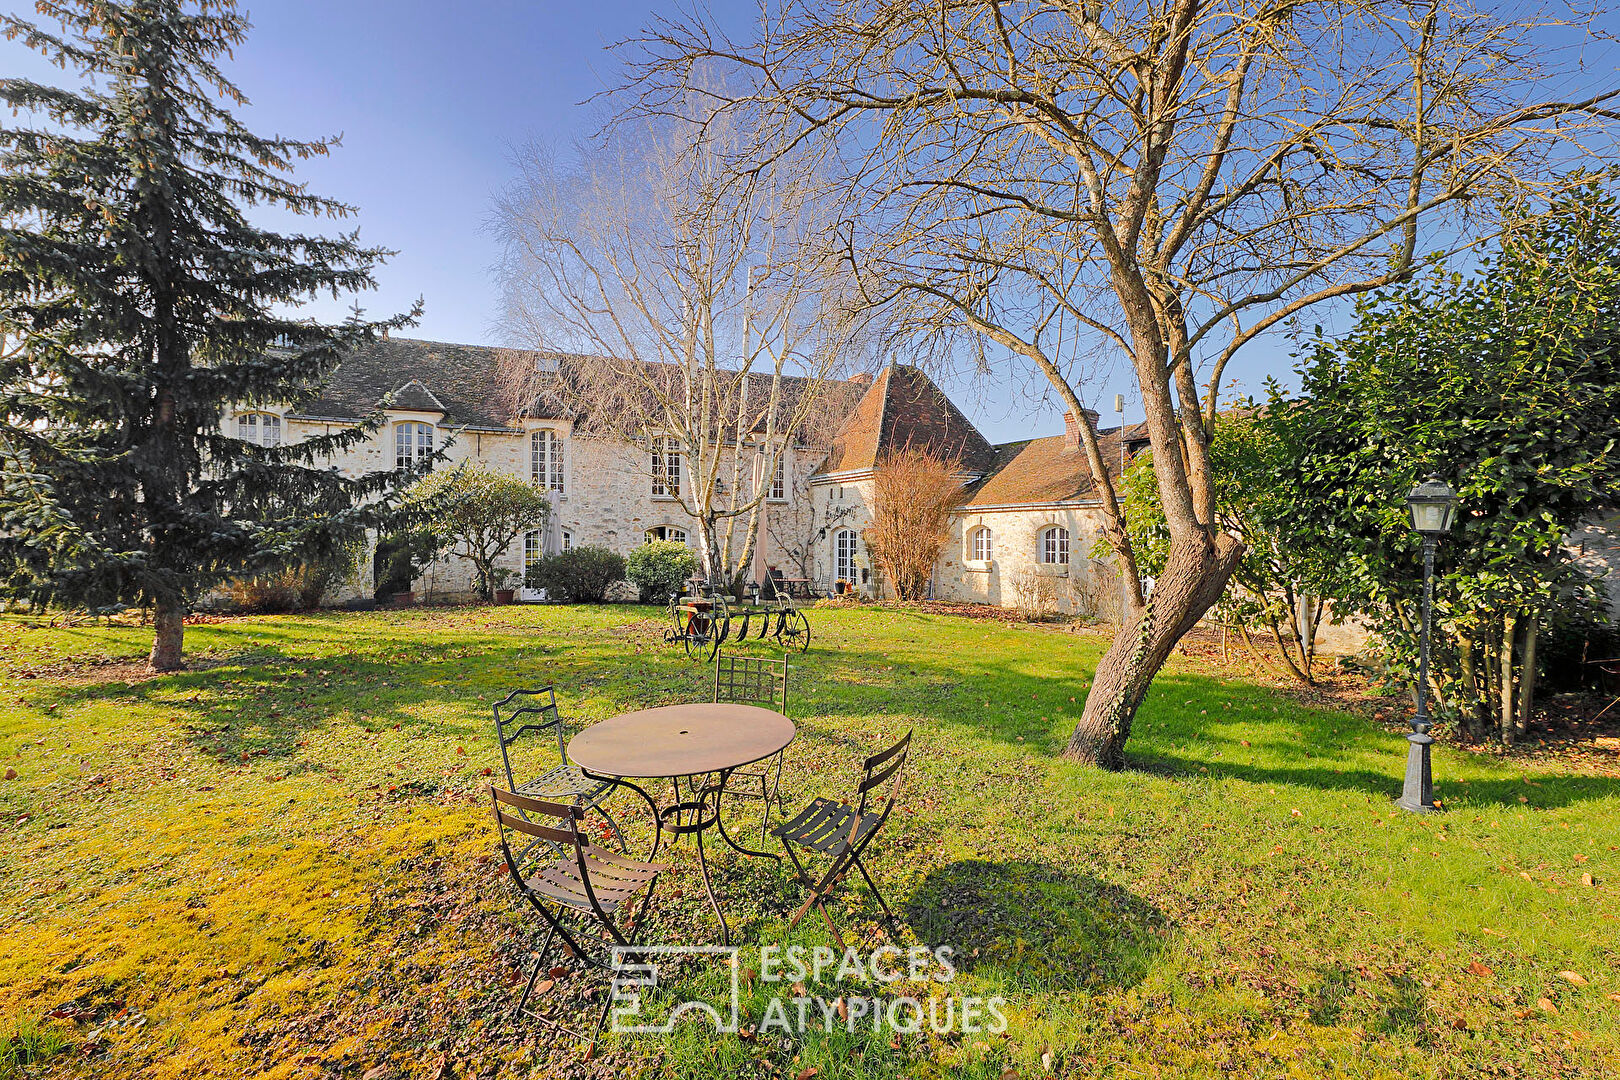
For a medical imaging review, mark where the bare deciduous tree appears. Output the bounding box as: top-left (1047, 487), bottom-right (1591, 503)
top-left (494, 112), bottom-right (871, 584)
top-left (866, 447), bottom-right (963, 600)
top-left (620, 0), bottom-right (1617, 765)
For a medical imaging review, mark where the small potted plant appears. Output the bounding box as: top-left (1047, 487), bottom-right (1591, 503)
top-left (491, 567), bottom-right (518, 606)
top-left (835, 577), bottom-right (852, 596)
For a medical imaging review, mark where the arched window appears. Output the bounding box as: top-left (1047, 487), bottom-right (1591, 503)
top-left (834, 529), bottom-right (859, 583)
top-left (236, 412), bottom-right (281, 447)
top-left (1039, 525), bottom-right (1070, 565)
top-left (531, 429), bottom-right (564, 492)
top-left (645, 526), bottom-right (687, 544)
top-left (394, 421), bottom-right (434, 471)
top-left (969, 526), bottom-right (993, 562)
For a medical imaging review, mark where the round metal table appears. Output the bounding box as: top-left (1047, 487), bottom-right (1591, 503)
top-left (568, 703), bottom-right (795, 944)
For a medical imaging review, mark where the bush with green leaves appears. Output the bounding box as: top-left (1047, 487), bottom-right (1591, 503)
top-left (409, 466), bottom-right (553, 601)
top-left (525, 546), bottom-right (626, 603)
top-left (1265, 186), bottom-right (1620, 743)
top-left (625, 541), bottom-right (697, 603)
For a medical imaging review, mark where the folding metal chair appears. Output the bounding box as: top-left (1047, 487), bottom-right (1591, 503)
top-left (708, 652), bottom-right (790, 840)
top-left (490, 787), bottom-right (666, 1043)
top-left (494, 686), bottom-right (626, 852)
top-left (773, 729), bottom-right (911, 948)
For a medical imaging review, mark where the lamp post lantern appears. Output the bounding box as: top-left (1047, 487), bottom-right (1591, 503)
top-left (1398, 475), bottom-right (1459, 813)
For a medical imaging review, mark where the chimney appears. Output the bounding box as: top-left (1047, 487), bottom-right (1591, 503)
top-left (1063, 409), bottom-right (1100, 451)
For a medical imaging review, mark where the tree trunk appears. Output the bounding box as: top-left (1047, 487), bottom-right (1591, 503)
top-left (1499, 612), bottom-right (1518, 747)
top-left (1457, 632), bottom-right (1485, 741)
top-left (1516, 614), bottom-right (1538, 738)
top-left (149, 600), bottom-right (185, 672)
top-left (1066, 531), bottom-right (1243, 767)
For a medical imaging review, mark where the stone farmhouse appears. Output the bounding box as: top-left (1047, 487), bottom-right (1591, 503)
top-left (234, 337), bottom-right (1140, 614)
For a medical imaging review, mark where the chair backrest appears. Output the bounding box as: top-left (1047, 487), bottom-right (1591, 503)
top-left (492, 686), bottom-right (566, 792)
top-left (489, 786), bottom-right (611, 917)
top-left (713, 652), bottom-right (789, 713)
top-left (854, 728), bottom-right (912, 827)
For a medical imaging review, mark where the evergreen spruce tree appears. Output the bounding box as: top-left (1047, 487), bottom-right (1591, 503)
top-left (0, 0), bottom-right (417, 669)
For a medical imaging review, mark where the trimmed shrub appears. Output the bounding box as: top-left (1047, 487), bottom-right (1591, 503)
top-left (625, 540), bottom-right (697, 603)
top-left (525, 545), bottom-right (626, 603)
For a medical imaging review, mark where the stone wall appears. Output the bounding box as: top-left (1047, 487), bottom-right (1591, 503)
top-left (272, 410), bottom-right (816, 603)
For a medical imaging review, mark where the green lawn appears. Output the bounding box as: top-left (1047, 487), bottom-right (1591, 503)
top-left (1, 604), bottom-right (1616, 1079)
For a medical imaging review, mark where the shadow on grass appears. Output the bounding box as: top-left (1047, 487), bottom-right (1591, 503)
top-left (903, 859), bottom-right (1168, 993)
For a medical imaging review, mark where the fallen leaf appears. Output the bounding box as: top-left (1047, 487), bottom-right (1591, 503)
top-left (534, 979), bottom-right (555, 996)
top-left (1582, 872), bottom-right (1596, 887)
top-left (796, 1069), bottom-right (818, 1080)
top-left (1537, 998), bottom-right (1558, 1015)
top-left (1466, 962), bottom-right (1493, 977)
top-left (1558, 972), bottom-right (1588, 986)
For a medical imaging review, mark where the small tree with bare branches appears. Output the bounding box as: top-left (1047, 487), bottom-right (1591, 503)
top-left (865, 448), bottom-right (963, 600)
top-left (494, 108), bottom-right (871, 585)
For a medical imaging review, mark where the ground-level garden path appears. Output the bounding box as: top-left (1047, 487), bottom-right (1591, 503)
top-left (1, 605), bottom-right (1616, 1079)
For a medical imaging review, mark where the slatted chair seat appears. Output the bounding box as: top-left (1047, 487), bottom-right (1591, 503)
top-left (515, 763), bottom-right (618, 802)
top-left (523, 846), bottom-right (665, 912)
top-left (775, 798), bottom-right (882, 855)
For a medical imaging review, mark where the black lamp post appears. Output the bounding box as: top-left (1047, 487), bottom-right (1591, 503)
top-left (1398, 475), bottom-right (1460, 813)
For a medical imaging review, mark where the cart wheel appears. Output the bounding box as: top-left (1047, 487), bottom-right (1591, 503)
top-left (780, 610), bottom-right (811, 652)
top-left (683, 614), bottom-right (709, 659)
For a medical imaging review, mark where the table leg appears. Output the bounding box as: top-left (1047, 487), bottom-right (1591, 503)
top-left (712, 766), bottom-right (782, 861)
top-left (583, 770), bottom-right (663, 860)
top-left (694, 818), bottom-right (729, 947)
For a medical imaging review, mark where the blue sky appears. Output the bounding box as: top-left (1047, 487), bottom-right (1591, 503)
top-left (3, 2), bottom-right (1617, 442)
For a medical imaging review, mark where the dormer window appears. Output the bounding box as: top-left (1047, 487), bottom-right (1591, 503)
top-left (395, 421), bottom-right (434, 471)
top-left (236, 412), bottom-right (281, 447)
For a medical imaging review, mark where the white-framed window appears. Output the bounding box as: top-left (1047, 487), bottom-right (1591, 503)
top-left (561, 529), bottom-right (573, 551)
top-left (1040, 525), bottom-right (1070, 565)
top-left (236, 412), bottom-right (282, 447)
top-left (530, 429), bottom-right (564, 493)
top-left (651, 437), bottom-right (682, 497)
top-left (970, 526), bottom-right (993, 563)
top-left (768, 454), bottom-right (786, 501)
top-left (645, 526), bottom-right (687, 544)
top-left (524, 529), bottom-right (543, 570)
top-left (834, 529), bottom-right (859, 583)
top-left (394, 421), bottom-right (434, 471)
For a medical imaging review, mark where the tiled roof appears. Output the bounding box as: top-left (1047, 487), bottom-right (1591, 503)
top-left (382, 379), bottom-right (447, 414)
top-left (819, 365), bottom-right (997, 475)
top-left (291, 336), bottom-right (866, 445)
top-left (289, 337), bottom-right (530, 430)
top-left (960, 422), bottom-right (1146, 508)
